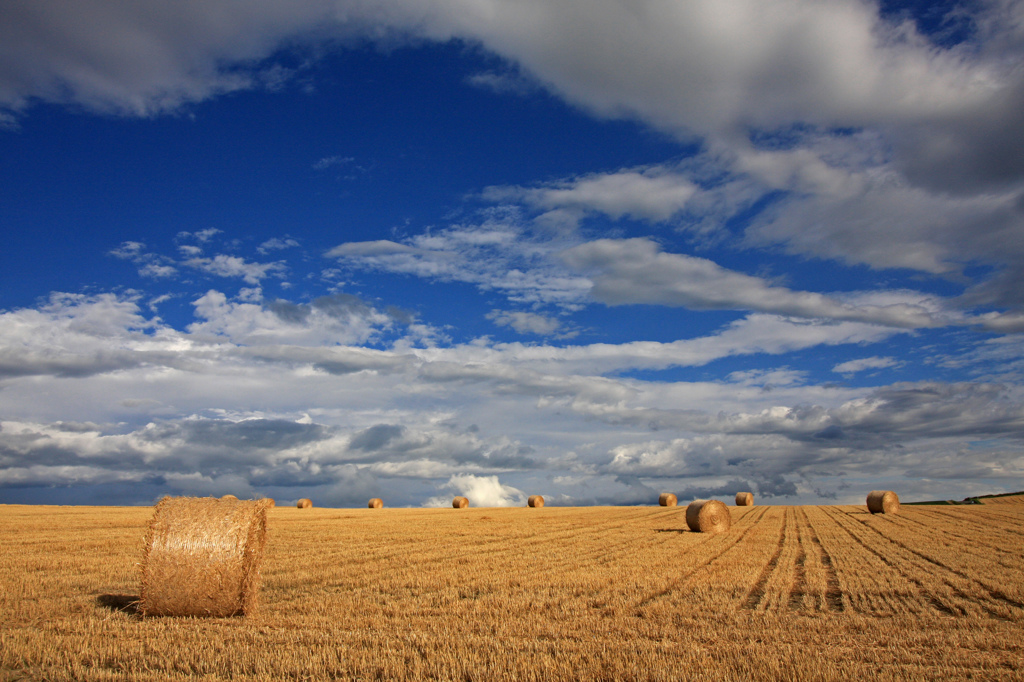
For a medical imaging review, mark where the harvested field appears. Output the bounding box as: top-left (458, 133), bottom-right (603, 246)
top-left (2, 500), bottom-right (1024, 681)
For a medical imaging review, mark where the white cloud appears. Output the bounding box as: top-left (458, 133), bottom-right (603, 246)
top-left (328, 222), bottom-right (592, 308)
top-left (485, 168), bottom-right (698, 225)
top-left (833, 356), bottom-right (899, 375)
top-left (425, 474), bottom-right (526, 508)
top-left (486, 309), bottom-right (566, 337)
top-left (466, 70), bottom-right (536, 96)
top-left (561, 237), bottom-right (957, 328)
top-left (188, 290), bottom-right (395, 346)
top-left (257, 237), bottom-right (300, 254)
top-left (184, 255), bottom-right (287, 285)
top-left (139, 262), bottom-right (178, 278)
top-left (178, 228), bottom-right (221, 243)
top-left (4, 0), bottom-right (1019, 184)
top-left (2, 290), bottom-right (1023, 505)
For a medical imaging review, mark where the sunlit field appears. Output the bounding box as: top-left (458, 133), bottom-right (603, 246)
top-left (3, 498), bottom-right (1024, 681)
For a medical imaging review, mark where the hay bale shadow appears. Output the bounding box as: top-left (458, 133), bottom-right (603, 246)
top-left (96, 593), bottom-right (140, 615)
top-left (654, 528), bottom-right (688, 534)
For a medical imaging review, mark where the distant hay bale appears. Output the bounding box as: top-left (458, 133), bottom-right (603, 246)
top-left (140, 496), bottom-right (271, 617)
top-left (220, 494), bottom-right (238, 501)
top-left (867, 490), bottom-right (900, 514)
top-left (685, 499), bottom-right (731, 534)
top-left (658, 493), bottom-right (677, 507)
top-left (296, 498), bottom-right (312, 509)
top-left (735, 492), bottom-right (754, 506)
top-left (452, 496), bottom-right (469, 509)
top-left (264, 499), bottom-right (275, 508)
top-left (368, 498), bottom-right (383, 509)
top-left (528, 495), bottom-right (544, 508)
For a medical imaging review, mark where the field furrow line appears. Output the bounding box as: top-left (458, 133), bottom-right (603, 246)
top-left (892, 511), bottom-right (1022, 562)
top-left (755, 507), bottom-right (806, 614)
top-left (854, 513), bottom-right (1024, 616)
top-left (631, 505), bottom-right (774, 611)
top-left (801, 506), bottom-right (848, 613)
top-left (744, 507), bottom-right (788, 611)
top-left (912, 506), bottom-right (1024, 540)
top-left (809, 507), bottom-right (928, 616)
top-left (824, 507), bottom-right (1011, 618)
top-left (786, 508), bottom-right (811, 612)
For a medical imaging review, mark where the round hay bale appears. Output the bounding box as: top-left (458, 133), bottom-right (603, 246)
top-left (368, 498), bottom-right (383, 509)
top-left (296, 498), bottom-right (312, 509)
top-left (528, 495), bottom-right (544, 508)
top-left (264, 498), bottom-right (275, 508)
top-left (867, 490), bottom-right (900, 514)
top-left (452, 496), bottom-right (469, 509)
top-left (140, 496), bottom-right (271, 617)
top-left (220, 494), bottom-right (238, 501)
top-left (658, 493), bottom-right (677, 507)
top-left (685, 499), bottom-right (731, 534)
top-left (735, 492), bottom-right (754, 506)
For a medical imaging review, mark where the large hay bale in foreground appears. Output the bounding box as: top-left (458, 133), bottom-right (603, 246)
top-left (685, 499), bottom-right (731, 534)
top-left (140, 496), bottom-right (271, 617)
top-left (735, 492), bottom-right (754, 506)
top-left (528, 495), bottom-right (544, 508)
top-left (867, 490), bottom-right (900, 514)
top-left (296, 498), bottom-right (312, 509)
top-left (452, 496), bottom-right (469, 508)
top-left (368, 498), bottom-right (383, 509)
top-left (659, 493), bottom-right (677, 507)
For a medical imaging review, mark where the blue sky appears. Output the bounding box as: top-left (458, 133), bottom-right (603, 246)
top-left (2, 0), bottom-right (1023, 507)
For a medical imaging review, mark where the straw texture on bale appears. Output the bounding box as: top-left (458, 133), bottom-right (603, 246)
top-left (140, 496), bottom-right (271, 617)
top-left (685, 499), bottom-right (731, 534)
top-left (452, 496), bottom-right (469, 508)
top-left (368, 498), bottom-right (383, 509)
top-left (735, 492), bottom-right (754, 506)
top-left (867, 490), bottom-right (900, 514)
top-left (296, 498), bottom-right (312, 509)
top-left (658, 493), bottom-right (677, 507)
top-left (528, 495), bottom-right (544, 508)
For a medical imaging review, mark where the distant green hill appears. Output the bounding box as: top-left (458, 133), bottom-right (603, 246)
top-left (904, 491), bottom-right (1024, 506)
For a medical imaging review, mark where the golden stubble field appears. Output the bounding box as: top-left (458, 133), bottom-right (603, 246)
top-left (2, 498), bottom-right (1024, 681)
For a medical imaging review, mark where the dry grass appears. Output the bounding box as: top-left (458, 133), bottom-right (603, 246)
top-left (2, 501), bottom-right (1024, 681)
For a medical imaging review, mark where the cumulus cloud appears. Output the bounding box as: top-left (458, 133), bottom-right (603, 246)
top-left (425, 474), bottom-right (526, 507)
top-left (184, 255), bottom-right (287, 285)
top-left (188, 290), bottom-right (398, 346)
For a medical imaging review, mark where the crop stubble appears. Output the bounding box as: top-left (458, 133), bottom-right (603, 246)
top-left (2, 500), bottom-right (1023, 681)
